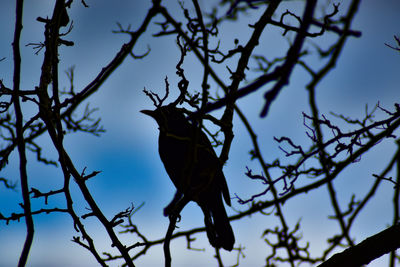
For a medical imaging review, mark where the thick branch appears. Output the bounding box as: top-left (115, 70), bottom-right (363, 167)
top-left (318, 224), bottom-right (400, 267)
top-left (12, 1), bottom-right (35, 266)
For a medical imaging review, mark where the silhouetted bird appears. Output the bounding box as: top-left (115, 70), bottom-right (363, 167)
top-left (141, 105), bottom-right (235, 251)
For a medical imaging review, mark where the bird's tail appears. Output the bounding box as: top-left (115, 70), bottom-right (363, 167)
top-left (202, 197), bottom-right (235, 251)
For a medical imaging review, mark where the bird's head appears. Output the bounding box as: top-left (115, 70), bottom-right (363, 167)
top-left (140, 105), bottom-right (188, 132)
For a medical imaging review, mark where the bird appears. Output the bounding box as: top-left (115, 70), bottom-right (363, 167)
top-left (141, 104), bottom-right (235, 251)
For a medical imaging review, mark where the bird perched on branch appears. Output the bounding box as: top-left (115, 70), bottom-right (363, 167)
top-left (141, 104), bottom-right (235, 251)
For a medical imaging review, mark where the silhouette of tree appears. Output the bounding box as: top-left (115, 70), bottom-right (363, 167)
top-left (1, 0), bottom-right (399, 266)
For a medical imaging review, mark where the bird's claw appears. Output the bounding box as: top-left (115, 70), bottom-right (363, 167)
top-left (163, 205), bottom-right (182, 222)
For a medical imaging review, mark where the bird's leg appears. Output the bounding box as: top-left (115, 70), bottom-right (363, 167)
top-left (163, 190), bottom-right (183, 218)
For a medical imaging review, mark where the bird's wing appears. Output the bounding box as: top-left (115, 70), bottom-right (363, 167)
top-left (197, 129), bottom-right (232, 206)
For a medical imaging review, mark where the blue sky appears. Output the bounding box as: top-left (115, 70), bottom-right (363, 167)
top-left (1, 0), bottom-right (400, 266)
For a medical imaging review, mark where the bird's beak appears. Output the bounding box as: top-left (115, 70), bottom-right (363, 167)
top-left (140, 109), bottom-right (156, 118)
